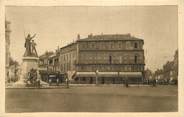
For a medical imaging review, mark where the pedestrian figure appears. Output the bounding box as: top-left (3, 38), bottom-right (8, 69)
top-left (65, 73), bottom-right (69, 88)
top-left (36, 78), bottom-right (41, 88)
top-left (49, 78), bottom-right (52, 86)
top-left (152, 79), bottom-right (156, 87)
top-left (66, 78), bottom-right (69, 88)
top-left (125, 80), bottom-right (129, 88)
top-left (56, 78), bottom-right (59, 86)
top-left (125, 77), bottom-right (129, 88)
top-left (148, 79), bottom-right (150, 85)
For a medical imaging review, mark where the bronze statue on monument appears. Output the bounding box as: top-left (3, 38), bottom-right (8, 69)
top-left (24, 34), bottom-right (38, 57)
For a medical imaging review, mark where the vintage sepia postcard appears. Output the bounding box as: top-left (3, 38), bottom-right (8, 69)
top-left (0, 0), bottom-right (183, 117)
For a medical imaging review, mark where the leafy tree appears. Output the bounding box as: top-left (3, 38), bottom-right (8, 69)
top-left (9, 57), bottom-right (19, 66)
top-left (144, 68), bottom-right (152, 80)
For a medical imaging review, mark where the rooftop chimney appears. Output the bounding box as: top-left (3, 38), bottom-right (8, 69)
top-left (77, 34), bottom-right (80, 40)
top-left (88, 33), bottom-right (93, 38)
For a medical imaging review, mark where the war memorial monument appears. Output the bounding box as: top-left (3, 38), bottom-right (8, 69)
top-left (14, 34), bottom-right (47, 87)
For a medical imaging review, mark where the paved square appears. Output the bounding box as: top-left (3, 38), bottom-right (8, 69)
top-left (6, 85), bottom-right (178, 112)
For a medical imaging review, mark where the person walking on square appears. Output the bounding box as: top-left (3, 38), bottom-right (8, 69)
top-left (56, 78), bottom-right (59, 86)
top-left (56, 71), bottom-right (60, 86)
top-left (125, 77), bottom-right (129, 88)
top-left (65, 73), bottom-right (69, 88)
top-left (36, 78), bottom-right (41, 88)
top-left (152, 78), bottom-right (156, 87)
top-left (49, 78), bottom-right (52, 86)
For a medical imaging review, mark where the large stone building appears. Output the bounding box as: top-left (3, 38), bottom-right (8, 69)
top-left (58, 34), bottom-right (145, 84)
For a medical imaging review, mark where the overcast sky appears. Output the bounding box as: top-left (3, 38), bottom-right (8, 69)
top-left (6, 6), bottom-right (178, 72)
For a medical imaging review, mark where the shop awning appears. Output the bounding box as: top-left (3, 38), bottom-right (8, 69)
top-left (119, 72), bottom-right (142, 78)
top-left (97, 72), bottom-right (119, 77)
top-left (74, 72), bottom-right (142, 78)
top-left (75, 72), bottom-right (96, 77)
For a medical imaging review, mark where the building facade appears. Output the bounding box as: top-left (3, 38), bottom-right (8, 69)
top-left (153, 49), bottom-right (178, 84)
top-left (173, 50), bottom-right (178, 81)
top-left (58, 34), bottom-right (145, 84)
top-left (39, 51), bottom-right (54, 71)
top-left (48, 51), bottom-right (60, 72)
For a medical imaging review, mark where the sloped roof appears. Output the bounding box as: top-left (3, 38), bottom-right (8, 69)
top-left (77, 34), bottom-right (143, 42)
top-left (39, 52), bottom-right (54, 59)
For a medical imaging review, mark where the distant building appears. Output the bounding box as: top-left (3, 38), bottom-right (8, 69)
top-left (144, 69), bottom-right (152, 80)
top-left (173, 50), bottom-right (178, 80)
top-left (47, 51), bottom-right (60, 72)
top-left (154, 69), bottom-right (164, 80)
top-left (5, 21), bottom-right (11, 81)
top-left (39, 51), bottom-right (54, 71)
top-left (162, 50), bottom-right (178, 83)
top-left (58, 34), bottom-right (145, 84)
top-left (154, 49), bottom-right (178, 84)
top-left (163, 61), bottom-right (174, 82)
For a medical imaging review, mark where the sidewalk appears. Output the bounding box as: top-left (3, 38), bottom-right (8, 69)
top-left (6, 83), bottom-right (151, 89)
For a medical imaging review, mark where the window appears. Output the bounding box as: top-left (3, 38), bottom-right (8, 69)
top-left (119, 43), bottom-right (121, 48)
top-left (111, 43), bottom-right (113, 49)
top-left (54, 58), bottom-right (58, 65)
top-left (134, 55), bottom-right (137, 63)
top-left (124, 66), bottom-right (127, 71)
top-left (120, 56), bottom-right (123, 63)
top-left (128, 65), bottom-right (131, 71)
top-left (134, 42), bottom-right (138, 48)
top-left (82, 77), bottom-right (86, 81)
top-left (126, 41), bottom-right (131, 49)
top-left (91, 42), bottom-right (96, 49)
top-left (109, 55), bottom-right (112, 64)
top-left (96, 43), bottom-right (99, 49)
top-left (49, 59), bottom-right (53, 65)
top-left (81, 66), bottom-right (84, 70)
top-left (83, 43), bottom-right (86, 48)
top-left (55, 58), bottom-right (58, 62)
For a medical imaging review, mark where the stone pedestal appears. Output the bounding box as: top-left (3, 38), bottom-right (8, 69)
top-left (12, 56), bottom-right (49, 88)
top-left (15, 57), bottom-right (39, 86)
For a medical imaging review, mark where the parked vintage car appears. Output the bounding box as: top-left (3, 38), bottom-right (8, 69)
top-left (39, 70), bottom-right (65, 85)
top-left (169, 79), bottom-right (178, 85)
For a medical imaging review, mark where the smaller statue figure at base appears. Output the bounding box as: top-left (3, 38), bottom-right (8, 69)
top-left (26, 68), bottom-right (40, 87)
top-left (31, 40), bottom-right (38, 57)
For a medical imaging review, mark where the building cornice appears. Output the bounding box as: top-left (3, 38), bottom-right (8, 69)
top-left (76, 63), bottom-right (145, 66)
top-left (79, 49), bottom-right (144, 52)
